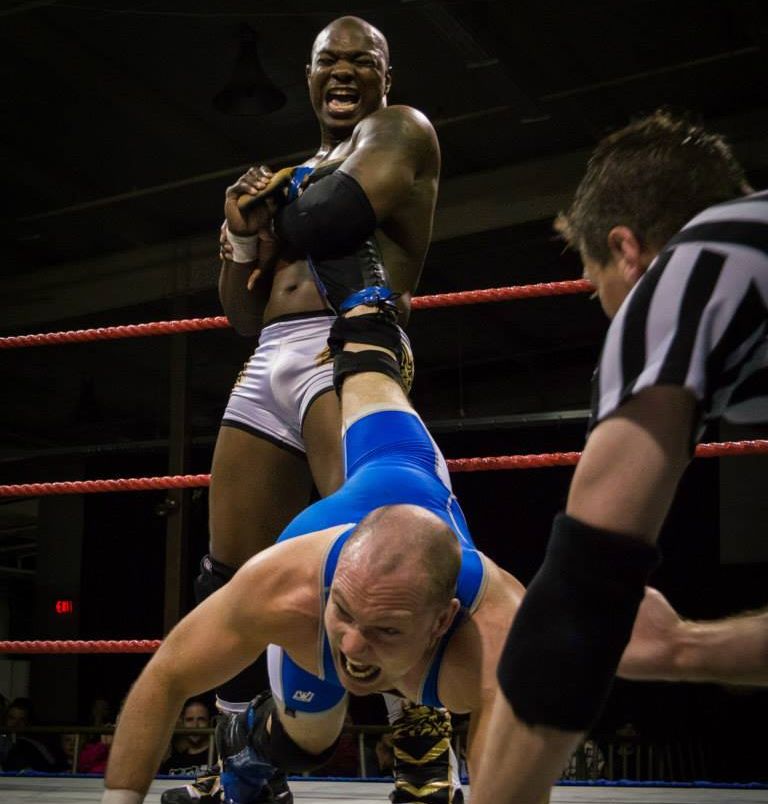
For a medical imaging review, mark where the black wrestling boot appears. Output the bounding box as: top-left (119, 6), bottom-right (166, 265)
top-left (160, 765), bottom-right (292, 804)
top-left (160, 766), bottom-right (222, 803)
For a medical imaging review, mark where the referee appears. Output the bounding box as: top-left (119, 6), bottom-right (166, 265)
top-left (473, 110), bottom-right (768, 804)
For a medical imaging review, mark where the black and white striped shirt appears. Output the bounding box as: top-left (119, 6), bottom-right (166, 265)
top-left (591, 190), bottom-right (768, 438)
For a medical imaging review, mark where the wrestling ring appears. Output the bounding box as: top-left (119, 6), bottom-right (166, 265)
top-left (1, 279), bottom-right (767, 804)
top-left (3, 776), bottom-right (768, 804)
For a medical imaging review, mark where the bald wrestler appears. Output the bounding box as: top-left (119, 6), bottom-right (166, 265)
top-left (102, 296), bottom-right (744, 804)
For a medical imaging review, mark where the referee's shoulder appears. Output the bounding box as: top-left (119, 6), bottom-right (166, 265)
top-left (684, 188), bottom-right (768, 229)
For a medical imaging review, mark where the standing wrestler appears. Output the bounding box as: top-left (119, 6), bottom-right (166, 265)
top-left (166, 15), bottom-right (447, 804)
top-left (472, 111), bottom-right (768, 804)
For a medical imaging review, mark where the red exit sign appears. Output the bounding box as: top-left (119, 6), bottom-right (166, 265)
top-left (55, 599), bottom-right (74, 615)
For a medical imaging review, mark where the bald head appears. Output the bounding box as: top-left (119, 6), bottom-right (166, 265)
top-left (338, 505), bottom-right (461, 607)
top-left (312, 16), bottom-right (390, 66)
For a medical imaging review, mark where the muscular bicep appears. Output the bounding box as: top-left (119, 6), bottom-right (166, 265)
top-left (151, 564), bottom-right (278, 698)
top-left (568, 386), bottom-right (696, 538)
top-left (340, 108), bottom-right (436, 221)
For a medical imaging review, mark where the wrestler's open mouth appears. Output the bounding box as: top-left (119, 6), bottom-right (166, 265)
top-left (340, 652), bottom-right (381, 682)
top-left (326, 89), bottom-right (360, 114)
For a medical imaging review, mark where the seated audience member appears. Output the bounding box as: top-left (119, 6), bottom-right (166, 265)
top-left (79, 729), bottom-right (114, 774)
top-left (2, 697), bottom-right (57, 772)
top-left (78, 695), bottom-right (117, 774)
top-left (161, 699), bottom-right (213, 776)
top-left (57, 732), bottom-right (85, 772)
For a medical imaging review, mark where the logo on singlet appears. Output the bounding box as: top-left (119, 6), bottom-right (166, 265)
top-left (291, 690), bottom-right (315, 703)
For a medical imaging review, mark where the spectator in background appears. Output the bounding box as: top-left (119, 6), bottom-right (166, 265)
top-left (1, 697), bottom-right (57, 771)
top-left (161, 699), bottom-right (213, 776)
top-left (80, 723), bottom-right (116, 775)
top-left (79, 731), bottom-right (113, 774)
top-left (58, 732), bottom-right (78, 772)
top-left (561, 738), bottom-right (606, 781)
top-left (88, 696), bottom-right (114, 729)
top-left (77, 695), bottom-right (117, 774)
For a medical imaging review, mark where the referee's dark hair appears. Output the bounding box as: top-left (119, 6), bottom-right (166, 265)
top-left (556, 109), bottom-right (752, 264)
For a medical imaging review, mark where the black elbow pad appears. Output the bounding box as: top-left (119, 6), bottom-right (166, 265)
top-left (273, 170), bottom-right (377, 259)
top-left (497, 514), bottom-right (659, 731)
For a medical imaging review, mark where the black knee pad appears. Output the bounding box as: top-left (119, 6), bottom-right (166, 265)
top-left (327, 310), bottom-right (402, 357)
top-left (221, 692), bottom-right (340, 778)
top-left (497, 514), bottom-right (659, 731)
top-left (267, 707), bottom-right (340, 775)
top-left (194, 554), bottom-right (236, 605)
top-left (333, 350), bottom-right (403, 395)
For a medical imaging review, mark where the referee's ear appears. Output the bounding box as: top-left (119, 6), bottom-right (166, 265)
top-left (607, 226), bottom-right (652, 288)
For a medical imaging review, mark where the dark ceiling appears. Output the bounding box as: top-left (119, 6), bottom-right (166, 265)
top-left (2, 0), bottom-right (768, 560)
top-left (3, 0), bottom-right (768, 271)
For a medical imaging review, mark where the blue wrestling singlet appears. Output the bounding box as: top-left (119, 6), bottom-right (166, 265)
top-left (268, 408), bottom-right (487, 714)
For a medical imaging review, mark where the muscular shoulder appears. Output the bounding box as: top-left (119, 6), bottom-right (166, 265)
top-left (371, 105), bottom-right (435, 133)
top-left (229, 526), bottom-right (345, 636)
top-left (479, 559), bottom-right (526, 612)
top-left (438, 557), bottom-right (524, 713)
top-left (353, 105), bottom-right (438, 161)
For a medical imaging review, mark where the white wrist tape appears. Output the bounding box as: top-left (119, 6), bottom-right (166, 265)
top-left (227, 229), bottom-right (259, 264)
top-left (102, 789), bottom-right (143, 804)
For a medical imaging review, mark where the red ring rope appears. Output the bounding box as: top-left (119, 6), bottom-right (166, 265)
top-left (0, 640), bottom-right (160, 654)
top-left (0, 474), bottom-right (212, 497)
top-left (1, 440), bottom-right (765, 497)
top-left (0, 281), bottom-right (593, 349)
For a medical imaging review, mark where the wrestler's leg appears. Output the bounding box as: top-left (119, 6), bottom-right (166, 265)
top-left (335, 311), bottom-right (465, 803)
top-left (206, 427), bottom-right (315, 765)
top-left (272, 695), bottom-right (348, 759)
top-left (302, 390), bottom-right (344, 497)
top-left (209, 425), bottom-right (314, 567)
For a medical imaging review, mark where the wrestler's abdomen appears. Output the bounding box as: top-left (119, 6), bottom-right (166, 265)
top-left (263, 259), bottom-right (328, 323)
